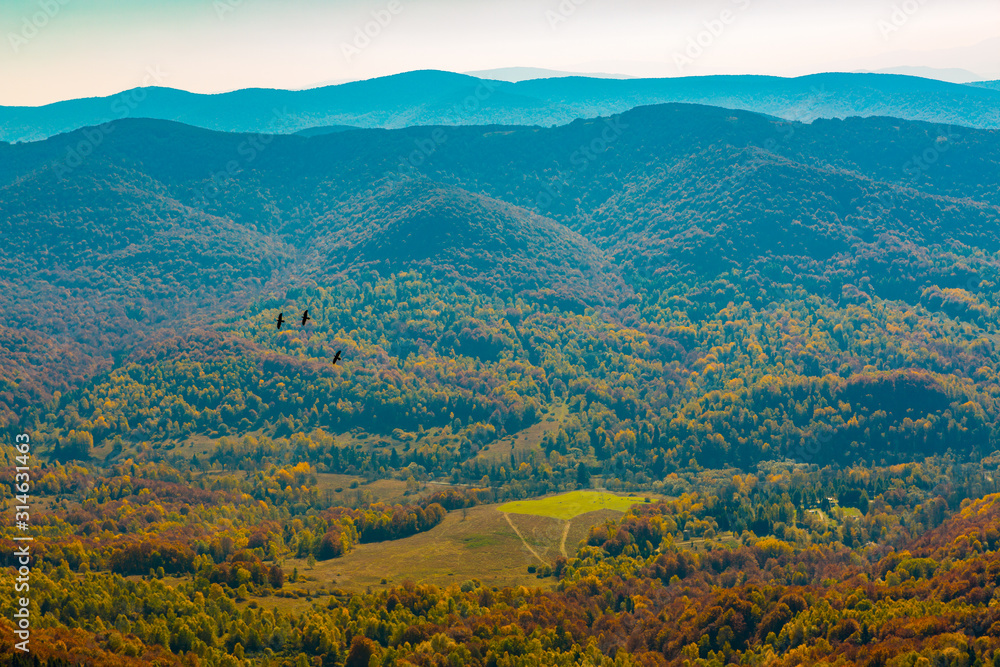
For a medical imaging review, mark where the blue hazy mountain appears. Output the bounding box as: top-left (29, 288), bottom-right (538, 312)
top-left (865, 66), bottom-right (982, 83)
top-left (463, 67), bottom-right (637, 81)
top-left (4, 70), bottom-right (1000, 143)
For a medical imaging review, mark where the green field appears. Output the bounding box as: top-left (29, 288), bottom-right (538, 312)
top-left (499, 490), bottom-right (649, 520)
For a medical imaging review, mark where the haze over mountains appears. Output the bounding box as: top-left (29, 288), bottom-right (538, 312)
top-left (3, 70), bottom-right (1000, 144)
top-left (3, 101), bottom-right (1000, 430)
top-left (851, 66), bottom-right (982, 83)
top-left (464, 67), bottom-right (639, 82)
top-left (9, 45), bottom-right (1000, 664)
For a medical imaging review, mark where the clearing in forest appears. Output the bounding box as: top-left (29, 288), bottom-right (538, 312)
top-left (499, 490), bottom-right (649, 521)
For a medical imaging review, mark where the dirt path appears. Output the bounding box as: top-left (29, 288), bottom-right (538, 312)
top-left (559, 521), bottom-right (571, 558)
top-left (503, 512), bottom-right (547, 565)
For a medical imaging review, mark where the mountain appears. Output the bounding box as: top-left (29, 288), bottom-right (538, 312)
top-left (865, 66), bottom-right (983, 83)
top-left (5, 70), bottom-right (1000, 144)
top-left (464, 67), bottom-right (637, 81)
top-left (5, 105), bottom-right (1000, 315)
top-left (824, 36), bottom-right (1000, 84)
top-left (311, 178), bottom-right (631, 307)
top-left (9, 91), bottom-right (1000, 667)
top-left (4, 104), bottom-right (1000, 456)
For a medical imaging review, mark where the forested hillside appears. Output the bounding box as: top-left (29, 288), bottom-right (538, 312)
top-left (2, 103), bottom-right (1000, 665)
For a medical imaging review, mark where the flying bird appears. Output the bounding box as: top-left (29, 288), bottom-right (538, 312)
top-left (332, 351), bottom-right (342, 365)
top-left (301, 310), bottom-right (310, 326)
top-left (276, 313), bottom-right (285, 329)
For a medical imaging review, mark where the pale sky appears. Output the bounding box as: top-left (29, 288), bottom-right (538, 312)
top-left (2, 0), bottom-right (999, 106)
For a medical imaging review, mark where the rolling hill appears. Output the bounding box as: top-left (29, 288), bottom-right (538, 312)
top-left (4, 104), bottom-right (998, 355)
top-left (2, 103), bottom-right (999, 471)
top-left (4, 70), bottom-right (1000, 144)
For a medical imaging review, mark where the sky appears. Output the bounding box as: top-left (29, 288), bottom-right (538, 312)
top-left (2, 0), bottom-right (999, 106)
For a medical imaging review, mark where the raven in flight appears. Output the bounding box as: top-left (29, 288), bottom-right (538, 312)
top-left (301, 310), bottom-right (310, 326)
top-left (332, 351), bottom-right (342, 365)
top-left (276, 313), bottom-right (285, 329)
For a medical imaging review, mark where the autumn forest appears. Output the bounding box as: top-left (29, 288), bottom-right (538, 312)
top-left (1, 99), bottom-right (1000, 666)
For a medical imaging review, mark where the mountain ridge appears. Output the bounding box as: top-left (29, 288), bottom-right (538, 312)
top-left (3, 102), bottom-right (999, 427)
top-left (4, 70), bottom-right (1000, 144)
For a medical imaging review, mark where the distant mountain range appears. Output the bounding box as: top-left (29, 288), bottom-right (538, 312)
top-left (3, 70), bottom-right (1000, 144)
top-left (464, 67), bottom-right (638, 82)
top-left (860, 66), bottom-right (983, 83)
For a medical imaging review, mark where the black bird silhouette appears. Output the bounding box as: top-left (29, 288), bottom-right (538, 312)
top-left (301, 310), bottom-right (310, 326)
top-left (332, 351), bottom-right (342, 365)
top-left (276, 313), bottom-right (285, 329)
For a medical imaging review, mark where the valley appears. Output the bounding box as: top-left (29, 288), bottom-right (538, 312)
top-left (2, 99), bottom-right (1000, 665)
